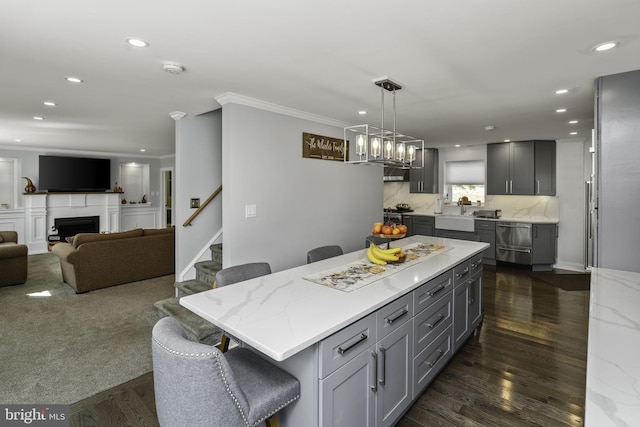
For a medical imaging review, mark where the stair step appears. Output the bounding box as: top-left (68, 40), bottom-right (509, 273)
top-left (154, 298), bottom-right (222, 346)
top-left (175, 279), bottom-right (213, 298)
top-left (210, 243), bottom-right (223, 265)
top-left (195, 260), bottom-right (222, 285)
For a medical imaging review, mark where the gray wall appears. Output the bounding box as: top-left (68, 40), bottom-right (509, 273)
top-left (175, 110), bottom-right (222, 279)
top-left (221, 103), bottom-right (382, 272)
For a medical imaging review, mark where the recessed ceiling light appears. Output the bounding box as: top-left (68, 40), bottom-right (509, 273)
top-left (140, 148), bottom-right (146, 152)
top-left (43, 101), bottom-right (56, 106)
top-left (570, 131), bottom-right (578, 135)
top-left (33, 116), bottom-right (44, 120)
top-left (594, 42), bottom-right (618, 52)
top-left (65, 76), bottom-right (83, 83)
top-left (15, 139), bottom-right (22, 142)
top-left (358, 111), bottom-right (367, 115)
top-left (569, 120), bottom-right (579, 124)
top-left (126, 37), bottom-right (149, 48)
top-left (504, 139), bottom-right (511, 142)
top-left (555, 89), bottom-right (569, 95)
top-left (455, 144), bottom-right (461, 148)
top-left (556, 108), bottom-right (567, 113)
top-left (484, 125), bottom-right (496, 131)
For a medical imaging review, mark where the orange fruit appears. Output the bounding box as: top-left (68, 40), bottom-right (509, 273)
top-left (381, 225), bottom-right (393, 235)
top-left (392, 227), bottom-right (401, 235)
top-left (397, 224), bottom-right (407, 233)
top-left (372, 223), bottom-right (382, 234)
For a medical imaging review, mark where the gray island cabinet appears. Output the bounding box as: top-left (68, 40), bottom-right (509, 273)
top-left (181, 236), bottom-right (488, 427)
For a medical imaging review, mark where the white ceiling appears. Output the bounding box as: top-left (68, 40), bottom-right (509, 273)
top-left (2, 0), bottom-right (640, 157)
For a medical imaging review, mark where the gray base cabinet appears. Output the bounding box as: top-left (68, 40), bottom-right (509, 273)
top-left (319, 254), bottom-right (483, 426)
top-left (474, 220), bottom-right (496, 264)
top-left (320, 346), bottom-right (376, 427)
top-left (404, 215), bottom-right (434, 237)
top-left (532, 224), bottom-right (558, 268)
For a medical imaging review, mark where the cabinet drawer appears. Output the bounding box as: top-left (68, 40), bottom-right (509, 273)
top-left (453, 260), bottom-right (472, 287)
top-left (413, 216), bottom-right (435, 226)
top-left (319, 313), bottom-right (376, 378)
top-left (469, 254), bottom-right (483, 277)
top-left (413, 270), bottom-right (453, 313)
top-left (474, 220), bottom-right (495, 230)
top-left (413, 325), bottom-right (452, 399)
top-left (377, 293), bottom-right (413, 340)
top-left (413, 291), bottom-right (453, 355)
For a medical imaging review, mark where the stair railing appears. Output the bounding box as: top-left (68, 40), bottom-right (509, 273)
top-left (182, 185), bottom-right (222, 227)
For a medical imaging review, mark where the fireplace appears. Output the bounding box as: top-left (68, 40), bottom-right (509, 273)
top-left (54, 216), bottom-right (100, 240)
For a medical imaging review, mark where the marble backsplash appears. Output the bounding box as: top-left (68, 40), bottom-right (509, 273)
top-left (383, 182), bottom-right (559, 220)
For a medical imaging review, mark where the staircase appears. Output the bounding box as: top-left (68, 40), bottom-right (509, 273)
top-left (154, 243), bottom-right (224, 345)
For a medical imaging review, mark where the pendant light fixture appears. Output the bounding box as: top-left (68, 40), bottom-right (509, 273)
top-left (344, 77), bottom-right (424, 169)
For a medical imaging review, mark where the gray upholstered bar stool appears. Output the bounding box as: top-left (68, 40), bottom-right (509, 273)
top-left (365, 235), bottom-right (387, 248)
top-left (152, 317), bottom-right (300, 427)
top-left (214, 262), bottom-right (272, 352)
top-left (306, 245), bottom-right (343, 264)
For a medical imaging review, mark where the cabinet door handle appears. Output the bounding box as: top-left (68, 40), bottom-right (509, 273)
top-left (386, 308), bottom-right (409, 325)
top-left (428, 284), bottom-right (446, 297)
top-left (537, 180), bottom-right (540, 194)
top-left (510, 180), bottom-right (513, 194)
top-left (427, 349), bottom-right (445, 368)
top-left (455, 267), bottom-right (469, 279)
top-left (378, 346), bottom-right (386, 386)
top-left (338, 333), bottom-right (367, 355)
top-left (505, 180), bottom-right (509, 194)
top-left (471, 260), bottom-right (481, 269)
top-left (427, 314), bottom-right (446, 329)
top-left (371, 351), bottom-right (378, 392)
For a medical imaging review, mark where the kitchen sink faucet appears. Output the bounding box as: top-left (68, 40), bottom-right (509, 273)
top-left (459, 202), bottom-right (467, 215)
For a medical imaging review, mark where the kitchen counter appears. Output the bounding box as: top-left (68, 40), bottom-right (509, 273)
top-left (585, 268), bottom-right (640, 426)
top-left (405, 211), bottom-right (559, 224)
top-left (181, 236), bottom-right (488, 362)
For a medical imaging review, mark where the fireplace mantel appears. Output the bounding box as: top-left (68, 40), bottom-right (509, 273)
top-left (24, 193), bottom-right (121, 253)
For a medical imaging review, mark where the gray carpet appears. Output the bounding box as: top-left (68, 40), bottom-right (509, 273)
top-left (0, 253), bottom-right (174, 404)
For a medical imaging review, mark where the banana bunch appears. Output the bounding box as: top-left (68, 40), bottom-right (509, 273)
top-left (367, 243), bottom-right (403, 266)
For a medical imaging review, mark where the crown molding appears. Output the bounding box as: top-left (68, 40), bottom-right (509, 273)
top-left (215, 92), bottom-right (350, 128)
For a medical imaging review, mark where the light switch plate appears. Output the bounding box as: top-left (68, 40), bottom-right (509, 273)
top-left (245, 204), bottom-right (257, 218)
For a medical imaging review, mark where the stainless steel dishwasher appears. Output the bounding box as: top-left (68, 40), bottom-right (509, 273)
top-left (496, 222), bottom-right (532, 264)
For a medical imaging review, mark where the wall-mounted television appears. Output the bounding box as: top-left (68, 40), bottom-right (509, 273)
top-left (39, 155), bottom-right (111, 192)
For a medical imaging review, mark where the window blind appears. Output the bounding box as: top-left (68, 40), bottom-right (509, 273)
top-left (445, 160), bottom-right (485, 185)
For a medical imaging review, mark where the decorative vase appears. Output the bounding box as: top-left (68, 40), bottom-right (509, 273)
top-left (22, 177), bottom-right (36, 193)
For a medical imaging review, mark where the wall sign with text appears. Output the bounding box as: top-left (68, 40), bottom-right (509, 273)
top-left (302, 132), bottom-right (348, 162)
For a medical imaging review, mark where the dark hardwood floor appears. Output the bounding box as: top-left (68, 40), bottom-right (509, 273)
top-left (69, 265), bottom-right (589, 427)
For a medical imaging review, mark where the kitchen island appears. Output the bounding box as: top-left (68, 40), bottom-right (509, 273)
top-left (181, 236), bottom-right (488, 426)
top-left (585, 268), bottom-right (640, 426)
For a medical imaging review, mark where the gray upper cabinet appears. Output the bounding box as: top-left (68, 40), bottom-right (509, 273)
top-left (410, 149), bottom-right (438, 193)
top-left (487, 140), bottom-right (555, 195)
top-left (487, 141), bottom-right (534, 195)
top-left (534, 140), bottom-right (556, 195)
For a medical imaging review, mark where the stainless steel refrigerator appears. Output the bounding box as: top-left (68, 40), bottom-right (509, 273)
top-left (592, 69), bottom-right (640, 272)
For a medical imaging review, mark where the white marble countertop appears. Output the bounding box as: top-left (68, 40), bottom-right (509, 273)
top-left (181, 236), bottom-right (488, 361)
top-left (585, 268), bottom-right (640, 426)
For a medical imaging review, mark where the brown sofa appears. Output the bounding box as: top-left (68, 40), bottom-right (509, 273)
top-left (51, 227), bottom-right (175, 293)
top-left (0, 231), bottom-right (28, 287)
